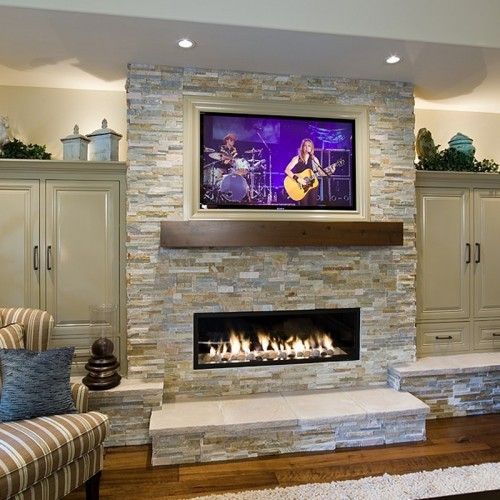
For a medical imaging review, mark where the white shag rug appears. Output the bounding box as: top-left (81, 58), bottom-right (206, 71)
top-left (193, 462), bottom-right (500, 500)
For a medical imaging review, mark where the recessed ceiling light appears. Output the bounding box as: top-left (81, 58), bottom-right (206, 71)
top-left (386, 55), bottom-right (401, 64)
top-left (177, 38), bottom-right (195, 49)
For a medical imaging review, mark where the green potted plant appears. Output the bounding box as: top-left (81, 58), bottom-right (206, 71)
top-left (415, 129), bottom-right (498, 173)
top-left (0, 138), bottom-right (52, 160)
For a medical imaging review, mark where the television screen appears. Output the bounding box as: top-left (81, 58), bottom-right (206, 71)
top-left (199, 112), bottom-right (356, 211)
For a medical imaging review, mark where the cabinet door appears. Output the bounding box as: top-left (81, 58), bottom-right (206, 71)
top-left (417, 188), bottom-right (470, 321)
top-left (473, 188), bottom-right (500, 318)
top-left (0, 179), bottom-right (40, 308)
top-left (45, 180), bottom-right (120, 349)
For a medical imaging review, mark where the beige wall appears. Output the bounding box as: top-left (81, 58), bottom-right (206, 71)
top-left (415, 108), bottom-right (500, 162)
top-left (2, 85), bottom-right (498, 166)
top-left (0, 85), bottom-right (127, 160)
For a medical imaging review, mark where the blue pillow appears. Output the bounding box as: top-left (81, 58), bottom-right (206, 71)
top-left (0, 347), bottom-right (76, 422)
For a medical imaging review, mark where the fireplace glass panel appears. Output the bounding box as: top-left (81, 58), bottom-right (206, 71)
top-left (194, 308), bottom-right (359, 369)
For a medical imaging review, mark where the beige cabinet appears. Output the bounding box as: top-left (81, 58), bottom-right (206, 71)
top-left (472, 189), bottom-right (500, 319)
top-left (0, 179), bottom-right (40, 307)
top-left (0, 160), bottom-right (126, 370)
top-left (416, 171), bottom-right (500, 355)
top-left (416, 187), bottom-right (470, 322)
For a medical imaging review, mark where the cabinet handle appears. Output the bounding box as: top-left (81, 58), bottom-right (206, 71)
top-left (33, 246), bottom-right (39, 270)
top-left (475, 243), bottom-right (481, 263)
top-left (435, 335), bottom-right (453, 340)
top-left (493, 333), bottom-right (500, 337)
top-left (47, 245), bottom-right (52, 270)
top-left (465, 243), bottom-right (471, 264)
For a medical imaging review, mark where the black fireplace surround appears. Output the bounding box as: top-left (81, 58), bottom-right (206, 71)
top-left (194, 308), bottom-right (360, 369)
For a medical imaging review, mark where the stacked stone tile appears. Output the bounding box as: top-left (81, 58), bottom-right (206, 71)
top-left (126, 64), bottom-right (416, 401)
top-left (87, 379), bottom-right (163, 446)
top-left (388, 353), bottom-right (499, 418)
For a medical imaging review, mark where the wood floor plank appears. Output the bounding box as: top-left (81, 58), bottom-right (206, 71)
top-left (179, 433), bottom-right (493, 477)
top-left (66, 414), bottom-right (500, 499)
top-left (95, 471), bottom-right (279, 500)
top-left (275, 450), bottom-right (500, 485)
top-left (103, 445), bottom-right (155, 470)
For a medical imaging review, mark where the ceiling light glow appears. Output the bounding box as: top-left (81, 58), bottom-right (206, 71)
top-left (386, 55), bottom-right (401, 64)
top-left (177, 38), bottom-right (195, 49)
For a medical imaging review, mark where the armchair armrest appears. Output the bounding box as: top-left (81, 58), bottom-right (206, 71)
top-left (70, 382), bottom-right (89, 413)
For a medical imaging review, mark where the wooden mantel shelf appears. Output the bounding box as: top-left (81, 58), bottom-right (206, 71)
top-left (160, 221), bottom-right (403, 248)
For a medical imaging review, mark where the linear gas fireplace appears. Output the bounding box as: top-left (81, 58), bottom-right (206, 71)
top-left (194, 308), bottom-right (360, 369)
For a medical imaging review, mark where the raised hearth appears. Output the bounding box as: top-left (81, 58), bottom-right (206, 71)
top-left (388, 352), bottom-right (500, 418)
top-left (149, 387), bottom-right (429, 465)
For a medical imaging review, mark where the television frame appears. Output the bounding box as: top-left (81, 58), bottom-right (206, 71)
top-left (184, 96), bottom-right (370, 221)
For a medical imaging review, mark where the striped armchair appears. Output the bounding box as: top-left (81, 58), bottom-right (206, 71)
top-left (0, 307), bottom-right (109, 500)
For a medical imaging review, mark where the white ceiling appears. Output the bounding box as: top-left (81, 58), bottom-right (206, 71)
top-left (0, 0), bottom-right (499, 113)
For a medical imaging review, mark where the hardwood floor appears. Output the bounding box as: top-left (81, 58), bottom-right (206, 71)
top-left (68, 414), bottom-right (500, 499)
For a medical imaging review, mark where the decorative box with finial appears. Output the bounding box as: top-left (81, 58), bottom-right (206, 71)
top-left (87, 118), bottom-right (122, 161)
top-left (60, 124), bottom-right (90, 160)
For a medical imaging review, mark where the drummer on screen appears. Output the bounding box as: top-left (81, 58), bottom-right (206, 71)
top-left (220, 133), bottom-right (238, 166)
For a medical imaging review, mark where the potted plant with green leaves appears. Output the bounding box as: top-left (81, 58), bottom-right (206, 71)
top-left (415, 129), bottom-right (498, 173)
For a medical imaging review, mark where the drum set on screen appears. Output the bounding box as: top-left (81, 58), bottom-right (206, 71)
top-left (202, 147), bottom-right (269, 203)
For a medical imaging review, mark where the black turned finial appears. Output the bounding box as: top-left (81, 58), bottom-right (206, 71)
top-left (83, 336), bottom-right (121, 390)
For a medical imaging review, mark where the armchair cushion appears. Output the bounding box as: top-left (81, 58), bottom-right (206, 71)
top-left (0, 323), bottom-right (24, 349)
top-left (0, 347), bottom-right (76, 422)
top-left (0, 308), bottom-right (52, 351)
top-left (0, 411), bottom-right (109, 499)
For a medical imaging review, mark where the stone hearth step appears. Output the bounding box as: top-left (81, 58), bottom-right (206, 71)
top-left (149, 387), bottom-right (429, 465)
top-left (388, 352), bottom-right (500, 419)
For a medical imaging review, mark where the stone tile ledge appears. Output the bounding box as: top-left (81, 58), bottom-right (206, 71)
top-left (71, 377), bottom-right (164, 397)
top-left (149, 387), bottom-right (429, 436)
top-left (389, 352), bottom-right (500, 377)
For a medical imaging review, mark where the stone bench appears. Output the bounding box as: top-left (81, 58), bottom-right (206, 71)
top-left (388, 352), bottom-right (500, 419)
top-left (149, 387), bottom-right (429, 465)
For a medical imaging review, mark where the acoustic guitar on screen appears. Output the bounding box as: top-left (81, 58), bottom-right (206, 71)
top-left (283, 159), bottom-right (344, 201)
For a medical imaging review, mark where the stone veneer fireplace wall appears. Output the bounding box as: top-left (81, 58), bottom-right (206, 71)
top-left (126, 64), bottom-right (417, 401)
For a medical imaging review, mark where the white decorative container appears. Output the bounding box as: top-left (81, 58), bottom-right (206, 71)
top-left (61, 125), bottom-right (90, 160)
top-left (87, 119), bottom-right (122, 161)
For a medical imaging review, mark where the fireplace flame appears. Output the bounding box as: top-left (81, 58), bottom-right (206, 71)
top-left (205, 328), bottom-right (343, 364)
top-left (241, 338), bottom-right (251, 354)
top-left (229, 331), bottom-right (241, 354)
top-left (322, 333), bottom-right (333, 350)
top-left (258, 332), bottom-right (269, 352)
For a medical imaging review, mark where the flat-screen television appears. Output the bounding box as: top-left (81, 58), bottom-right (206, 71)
top-left (199, 111), bottom-right (355, 211)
